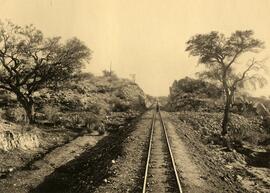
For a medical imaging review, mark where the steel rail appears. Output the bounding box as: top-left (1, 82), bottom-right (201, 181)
top-left (159, 111), bottom-right (183, 193)
top-left (142, 111), bottom-right (156, 193)
top-left (142, 109), bottom-right (183, 193)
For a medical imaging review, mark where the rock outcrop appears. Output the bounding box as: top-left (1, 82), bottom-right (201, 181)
top-left (0, 121), bottom-right (39, 151)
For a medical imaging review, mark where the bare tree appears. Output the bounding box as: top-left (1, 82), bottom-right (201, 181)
top-left (0, 21), bottom-right (91, 123)
top-left (186, 30), bottom-right (267, 135)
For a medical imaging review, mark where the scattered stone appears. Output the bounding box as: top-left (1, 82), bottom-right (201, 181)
top-left (8, 167), bottom-right (14, 172)
top-left (236, 175), bottom-right (243, 181)
top-left (225, 165), bottom-right (233, 170)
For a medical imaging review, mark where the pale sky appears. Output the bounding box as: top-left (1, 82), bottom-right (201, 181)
top-left (0, 0), bottom-right (270, 96)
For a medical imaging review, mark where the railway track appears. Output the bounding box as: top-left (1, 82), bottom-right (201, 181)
top-left (142, 108), bottom-right (183, 193)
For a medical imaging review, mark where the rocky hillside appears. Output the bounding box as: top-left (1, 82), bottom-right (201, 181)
top-left (167, 76), bottom-right (269, 136)
top-left (0, 73), bottom-right (149, 177)
top-left (1, 73), bottom-right (148, 128)
top-left (168, 77), bottom-right (270, 193)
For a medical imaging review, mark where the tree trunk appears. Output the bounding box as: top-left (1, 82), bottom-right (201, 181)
top-left (16, 94), bottom-right (35, 124)
top-left (221, 93), bottom-right (232, 136)
top-left (24, 102), bottom-right (34, 124)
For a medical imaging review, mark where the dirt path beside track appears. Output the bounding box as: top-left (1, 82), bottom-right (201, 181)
top-left (0, 134), bottom-right (104, 193)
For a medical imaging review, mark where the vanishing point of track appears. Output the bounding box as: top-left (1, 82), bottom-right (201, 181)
top-left (142, 108), bottom-right (183, 193)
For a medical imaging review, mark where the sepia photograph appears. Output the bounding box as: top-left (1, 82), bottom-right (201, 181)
top-left (0, 0), bottom-right (269, 192)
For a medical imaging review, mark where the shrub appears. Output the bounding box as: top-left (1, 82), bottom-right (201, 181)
top-left (97, 126), bottom-right (105, 135)
top-left (0, 91), bottom-right (11, 106)
top-left (70, 113), bottom-right (85, 128)
top-left (110, 97), bottom-right (130, 112)
top-left (73, 72), bottom-right (94, 82)
top-left (60, 112), bottom-right (105, 134)
top-left (0, 108), bottom-right (5, 119)
top-left (228, 125), bottom-right (264, 145)
top-left (87, 102), bottom-right (105, 114)
top-left (263, 116), bottom-right (270, 133)
top-left (170, 77), bottom-right (222, 99)
top-left (102, 70), bottom-right (118, 80)
top-left (84, 113), bottom-right (104, 133)
top-left (59, 94), bottom-right (83, 111)
top-left (228, 126), bottom-right (247, 145)
top-left (2, 107), bottom-right (26, 123)
top-left (42, 105), bottom-right (61, 124)
top-left (243, 130), bottom-right (261, 145)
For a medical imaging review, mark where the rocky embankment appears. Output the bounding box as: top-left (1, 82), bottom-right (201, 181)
top-left (0, 122), bottom-right (39, 151)
top-left (167, 77), bottom-right (270, 193)
top-left (0, 74), bottom-right (149, 193)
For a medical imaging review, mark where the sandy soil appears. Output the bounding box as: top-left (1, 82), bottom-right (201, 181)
top-left (0, 133), bottom-right (104, 193)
